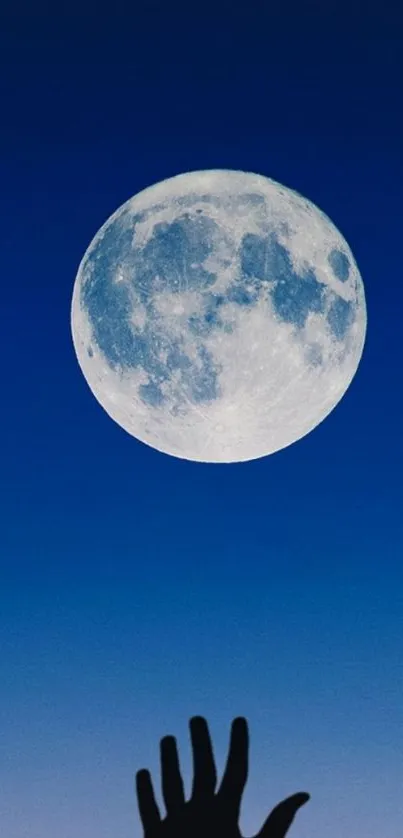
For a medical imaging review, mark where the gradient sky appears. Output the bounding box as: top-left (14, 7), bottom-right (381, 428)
top-left (1, 4), bottom-right (402, 838)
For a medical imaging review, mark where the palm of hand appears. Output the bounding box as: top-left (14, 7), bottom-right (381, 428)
top-left (156, 793), bottom-right (242, 838)
top-left (136, 717), bottom-right (309, 838)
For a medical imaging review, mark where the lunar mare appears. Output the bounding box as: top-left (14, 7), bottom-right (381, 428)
top-left (71, 169), bottom-right (367, 462)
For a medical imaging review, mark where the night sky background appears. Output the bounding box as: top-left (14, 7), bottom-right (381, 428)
top-left (1, 3), bottom-right (402, 837)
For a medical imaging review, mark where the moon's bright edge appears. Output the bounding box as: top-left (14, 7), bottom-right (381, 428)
top-left (71, 169), bottom-right (367, 463)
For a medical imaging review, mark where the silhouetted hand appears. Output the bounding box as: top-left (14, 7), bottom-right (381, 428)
top-left (135, 716), bottom-right (310, 838)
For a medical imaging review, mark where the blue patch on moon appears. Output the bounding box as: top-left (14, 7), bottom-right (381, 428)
top-left (327, 296), bottom-right (354, 341)
top-left (264, 234), bottom-right (326, 328)
top-left (240, 232), bottom-right (272, 280)
top-left (328, 248), bottom-right (350, 282)
top-left (236, 232), bottom-right (330, 329)
top-left (227, 282), bottom-right (260, 307)
top-left (139, 214), bottom-right (218, 294)
top-left (305, 342), bottom-right (323, 367)
top-left (138, 380), bottom-right (165, 407)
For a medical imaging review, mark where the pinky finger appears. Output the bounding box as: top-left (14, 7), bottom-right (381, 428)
top-left (135, 769), bottom-right (162, 835)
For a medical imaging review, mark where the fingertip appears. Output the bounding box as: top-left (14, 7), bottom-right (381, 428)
top-left (135, 768), bottom-right (152, 794)
top-left (160, 734), bottom-right (176, 748)
top-left (295, 791), bottom-right (310, 807)
top-left (232, 717), bottom-right (249, 748)
top-left (231, 716), bottom-right (248, 736)
top-left (189, 715), bottom-right (208, 728)
top-left (135, 769), bottom-right (151, 799)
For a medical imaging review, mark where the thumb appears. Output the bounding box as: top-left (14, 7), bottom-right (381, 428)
top-left (255, 792), bottom-right (310, 838)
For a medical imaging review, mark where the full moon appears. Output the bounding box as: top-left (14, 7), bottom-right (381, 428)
top-left (71, 169), bottom-right (367, 463)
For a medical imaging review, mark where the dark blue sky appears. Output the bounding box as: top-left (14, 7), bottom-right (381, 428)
top-left (1, 4), bottom-right (402, 838)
